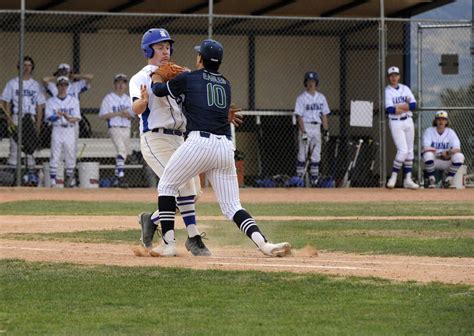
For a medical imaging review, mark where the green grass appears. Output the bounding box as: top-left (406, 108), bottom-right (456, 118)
top-left (1, 259), bottom-right (473, 335)
top-left (0, 200), bottom-right (473, 216)
top-left (3, 220), bottom-right (473, 257)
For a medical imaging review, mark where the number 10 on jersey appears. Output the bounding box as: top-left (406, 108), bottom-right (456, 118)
top-left (206, 83), bottom-right (227, 108)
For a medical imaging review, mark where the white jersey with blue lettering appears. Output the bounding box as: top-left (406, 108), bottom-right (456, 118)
top-left (45, 95), bottom-right (81, 126)
top-left (384, 84), bottom-right (416, 119)
top-left (46, 79), bottom-right (89, 99)
top-left (423, 127), bottom-right (461, 154)
top-left (99, 92), bottom-right (133, 128)
top-left (0, 77), bottom-right (45, 118)
top-left (129, 65), bottom-right (186, 134)
top-left (294, 91), bottom-right (330, 124)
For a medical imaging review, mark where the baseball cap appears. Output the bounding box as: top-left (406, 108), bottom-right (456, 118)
top-left (56, 76), bottom-right (70, 85)
top-left (387, 66), bottom-right (400, 75)
top-left (435, 110), bottom-right (448, 119)
top-left (194, 39), bottom-right (223, 64)
top-left (57, 63), bottom-right (71, 72)
top-left (114, 73), bottom-right (128, 82)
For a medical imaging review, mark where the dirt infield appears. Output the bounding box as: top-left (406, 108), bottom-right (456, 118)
top-left (1, 187), bottom-right (473, 203)
top-left (1, 187), bottom-right (473, 284)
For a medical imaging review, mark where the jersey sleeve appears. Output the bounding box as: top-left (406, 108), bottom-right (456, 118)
top-left (76, 79), bottom-right (90, 94)
top-left (47, 82), bottom-right (57, 97)
top-left (294, 96), bottom-right (304, 117)
top-left (321, 95), bottom-right (330, 115)
top-left (99, 95), bottom-right (110, 116)
top-left (1, 80), bottom-right (14, 102)
top-left (450, 129), bottom-right (461, 149)
top-left (35, 82), bottom-right (46, 105)
top-left (129, 75), bottom-right (142, 101)
top-left (384, 87), bottom-right (394, 108)
top-left (166, 72), bottom-right (187, 98)
top-left (422, 128), bottom-right (432, 150)
top-left (406, 86), bottom-right (416, 103)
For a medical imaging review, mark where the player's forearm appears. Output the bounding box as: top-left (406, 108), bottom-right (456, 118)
top-left (322, 115), bottom-right (328, 131)
top-left (36, 105), bottom-right (44, 130)
top-left (296, 117), bottom-right (305, 132)
top-left (72, 74), bottom-right (94, 82)
top-left (132, 99), bottom-right (147, 115)
top-left (42, 76), bottom-right (55, 84)
top-left (450, 148), bottom-right (461, 154)
top-left (395, 103), bottom-right (409, 114)
top-left (151, 82), bottom-right (168, 97)
top-left (3, 103), bottom-right (13, 124)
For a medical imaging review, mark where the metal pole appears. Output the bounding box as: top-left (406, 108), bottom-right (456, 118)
top-left (208, 0), bottom-right (213, 39)
top-left (379, 0), bottom-right (386, 187)
top-left (16, 0), bottom-right (26, 186)
top-left (416, 24), bottom-right (423, 185)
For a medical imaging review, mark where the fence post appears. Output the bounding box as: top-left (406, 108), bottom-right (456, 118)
top-left (16, 0), bottom-right (26, 186)
top-left (379, 0), bottom-right (387, 187)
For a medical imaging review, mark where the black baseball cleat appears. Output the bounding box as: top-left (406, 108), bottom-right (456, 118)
top-left (138, 212), bottom-right (159, 248)
top-left (185, 233), bottom-right (212, 256)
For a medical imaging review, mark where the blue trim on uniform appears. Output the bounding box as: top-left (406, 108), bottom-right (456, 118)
top-left (151, 82), bottom-right (168, 97)
top-left (142, 106), bottom-right (151, 132)
top-left (409, 102), bottom-right (416, 110)
top-left (47, 115), bottom-right (59, 122)
top-left (166, 82), bottom-right (176, 99)
top-left (386, 106), bottom-right (396, 114)
top-left (144, 135), bottom-right (165, 169)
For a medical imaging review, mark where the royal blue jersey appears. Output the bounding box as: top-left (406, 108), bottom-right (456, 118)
top-left (152, 69), bottom-right (231, 136)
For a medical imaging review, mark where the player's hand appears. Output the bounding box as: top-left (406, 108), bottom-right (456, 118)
top-left (228, 103), bottom-right (243, 127)
top-left (7, 123), bottom-right (17, 135)
top-left (301, 132), bottom-right (308, 143)
top-left (323, 129), bottom-right (330, 142)
top-left (140, 84), bottom-right (149, 104)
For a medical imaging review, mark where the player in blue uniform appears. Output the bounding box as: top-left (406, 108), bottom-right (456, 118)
top-left (148, 39), bottom-right (291, 257)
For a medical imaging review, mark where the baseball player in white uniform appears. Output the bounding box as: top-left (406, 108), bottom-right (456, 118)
top-left (130, 28), bottom-right (210, 256)
top-left (99, 74), bottom-right (134, 188)
top-left (43, 63), bottom-right (93, 99)
top-left (149, 39), bottom-right (291, 258)
top-left (422, 111), bottom-right (464, 188)
top-left (294, 71), bottom-right (330, 187)
top-left (44, 76), bottom-right (81, 188)
top-left (385, 66), bottom-right (419, 189)
top-left (0, 56), bottom-right (45, 183)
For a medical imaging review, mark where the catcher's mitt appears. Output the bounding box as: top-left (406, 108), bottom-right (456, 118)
top-left (154, 62), bottom-right (187, 82)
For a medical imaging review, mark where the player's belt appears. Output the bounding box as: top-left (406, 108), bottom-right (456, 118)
top-left (199, 131), bottom-right (231, 140)
top-left (55, 124), bottom-right (74, 128)
top-left (305, 121), bottom-right (319, 125)
top-left (150, 128), bottom-right (183, 136)
top-left (390, 116), bottom-right (409, 121)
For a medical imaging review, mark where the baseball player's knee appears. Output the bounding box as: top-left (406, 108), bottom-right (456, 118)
top-left (423, 151), bottom-right (435, 162)
top-left (220, 202), bottom-right (242, 220)
top-left (395, 149), bottom-right (409, 162)
top-left (452, 152), bottom-right (464, 164)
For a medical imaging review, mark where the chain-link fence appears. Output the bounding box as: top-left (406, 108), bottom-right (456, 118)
top-left (0, 10), bottom-right (471, 188)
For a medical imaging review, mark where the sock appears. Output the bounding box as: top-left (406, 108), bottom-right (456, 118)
top-left (403, 160), bottom-right (413, 177)
top-left (405, 172), bottom-right (412, 180)
top-left (310, 161), bottom-right (320, 177)
top-left (425, 160), bottom-right (435, 176)
top-left (448, 162), bottom-right (462, 177)
top-left (151, 210), bottom-right (160, 225)
top-left (186, 224), bottom-right (200, 238)
top-left (233, 209), bottom-right (266, 247)
top-left (158, 195), bottom-right (176, 243)
top-left (392, 159), bottom-right (402, 174)
top-left (116, 155), bottom-right (125, 178)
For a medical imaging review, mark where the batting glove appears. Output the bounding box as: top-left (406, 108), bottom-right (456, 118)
top-left (301, 132), bottom-right (308, 143)
top-left (323, 129), bottom-right (330, 142)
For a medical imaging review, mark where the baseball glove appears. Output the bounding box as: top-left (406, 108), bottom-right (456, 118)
top-left (154, 62), bottom-right (187, 82)
top-left (438, 150), bottom-right (451, 161)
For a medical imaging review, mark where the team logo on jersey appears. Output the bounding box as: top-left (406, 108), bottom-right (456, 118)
top-left (392, 96), bottom-right (407, 104)
top-left (305, 103), bottom-right (323, 111)
top-left (431, 141), bottom-right (450, 150)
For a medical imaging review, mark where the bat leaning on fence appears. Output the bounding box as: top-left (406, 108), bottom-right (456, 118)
top-left (341, 139), bottom-right (363, 188)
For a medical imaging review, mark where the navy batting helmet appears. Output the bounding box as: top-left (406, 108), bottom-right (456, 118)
top-left (304, 71), bottom-right (319, 86)
top-left (141, 28), bottom-right (174, 58)
top-left (194, 39), bottom-right (223, 65)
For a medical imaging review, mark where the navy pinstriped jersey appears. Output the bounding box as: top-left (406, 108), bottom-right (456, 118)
top-left (152, 69), bottom-right (231, 136)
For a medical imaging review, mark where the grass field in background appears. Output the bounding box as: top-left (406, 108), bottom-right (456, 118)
top-left (0, 200), bottom-right (473, 216)
top-left (3, 219), bottom-right (473, 257)
top-left (1, 259), bottom-right (473, 336)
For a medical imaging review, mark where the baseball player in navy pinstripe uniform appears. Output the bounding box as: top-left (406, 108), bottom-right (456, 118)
top-left (149, 39), bottom-right (291, 258)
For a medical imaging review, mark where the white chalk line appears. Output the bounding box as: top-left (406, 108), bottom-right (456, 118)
top-left (1, 246), bottom-right (473, 269)
top-left (205, 262), bottom-right (372, 271)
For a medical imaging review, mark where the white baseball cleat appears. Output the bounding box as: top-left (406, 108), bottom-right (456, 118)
top-left (386, 175), bottom-right (397, 189)
top-left (259, 242), bottom-right (292, 257)
top-left (149, 240), bottom-right (177, 257)
top-left (403, 178), bottom-right (419, 189)
top-left (428, 176), bottom-right (436, 188)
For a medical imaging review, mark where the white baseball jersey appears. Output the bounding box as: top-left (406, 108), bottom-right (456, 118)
top-left (423, 127), bottom-right (461, 154)
top-left (385, 84), bottom-right (416, 118)
top-left (99, 92), bottom-right (134, 128)
top-left (294, 91), bottom-right (330, 124)
top-left (46, 79), bottom-right (89, 99)
top-left (0, 77), bottom-right (45, 117)
top-left (129, 65), bottom-right (186, 134)
top-left (45, 95), bottom-right (81, 126)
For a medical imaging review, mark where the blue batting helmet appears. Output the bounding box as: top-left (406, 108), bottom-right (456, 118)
top-left (304, 71), bottom-right (319, 86)
top-left (141, 28), bottom-right (174, 58)
top-left (194, 39), bottom-right (224, 64)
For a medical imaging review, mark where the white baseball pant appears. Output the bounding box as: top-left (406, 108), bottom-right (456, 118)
top-left (50, 125), bottom-right (76, 176)
top-left (158, 131), bottom-right (241, 219)
top-left (423, 151), bottom-right (465, 175)
top-left (140, 130), bottom-right (201, 196)
top-left (389, 117), bottom-right (415, 172)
